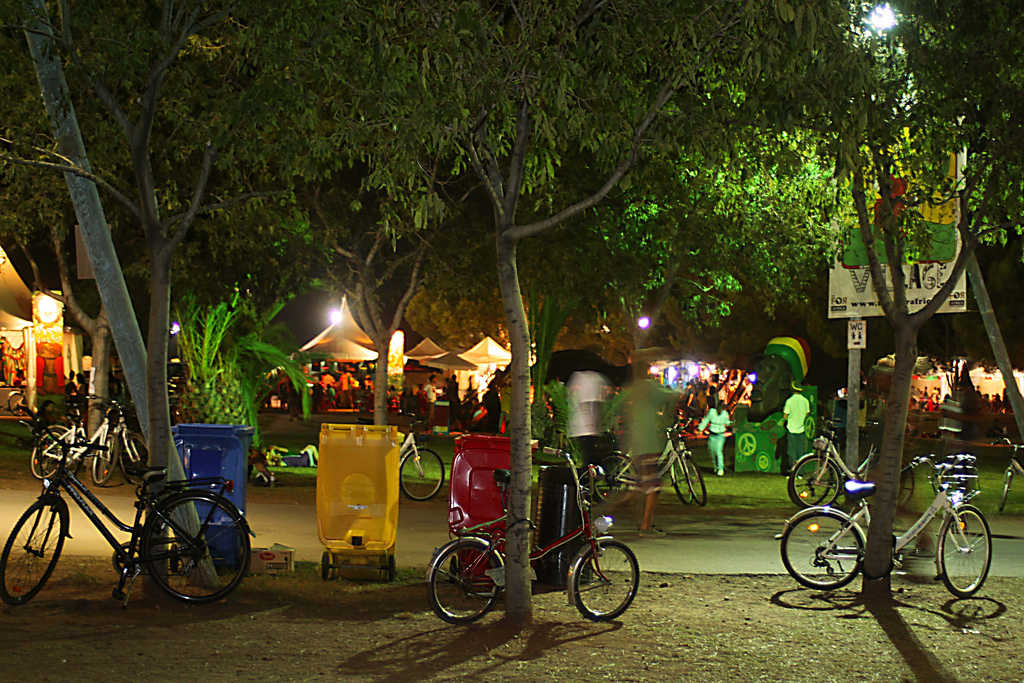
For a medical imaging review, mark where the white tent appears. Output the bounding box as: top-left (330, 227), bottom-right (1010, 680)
top-left (426, 352), bottom-right (478, 372)
top-left (405, 337), bottom-right (447, 361)
top-left (459, 336), bottom-right (511, 366)
top-left (300, 297), bottom-right (378, 361)
top-left (0, 249), bottom-right (33, 331)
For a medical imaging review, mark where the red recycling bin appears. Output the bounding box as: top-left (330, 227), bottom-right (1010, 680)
top-left (448, 435), bottom-right (511, 537)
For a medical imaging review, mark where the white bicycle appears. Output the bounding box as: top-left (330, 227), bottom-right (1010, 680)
top-left (398, 430), bottom-right (445, 501)
top-left (778, 452), bottom-right (990, 598)
top-left (31, 396), bottom-right (147, 486)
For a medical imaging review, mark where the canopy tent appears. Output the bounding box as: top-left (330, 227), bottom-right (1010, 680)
top-left (459, 336), bottom-right (511, 366)
top-left (405, 337), bottom-right (447, 361)
top-left (299, 297), bottom-right (378, 361)
top-left (0, 249), bottom-right (33, 330)
top-left (424, 352), bottom-right (478, 372)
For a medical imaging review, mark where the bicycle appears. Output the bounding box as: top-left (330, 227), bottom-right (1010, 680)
top-left (31, 395), bottom-right (147, 486)
top-left (996, 437), bottom-right (1024, 512)
top-left (398, 430), bottom-right (445, 501)
top-left (426, 448), bottom-right (639, 623)
top-left (600, 424), bottom-right (707, 506)
top-left (778, 452), bottom-right (991, 598)
top-left (786, 419), bottom-right (914, 509)
top-left (1, 437), bottom-right (251, 606)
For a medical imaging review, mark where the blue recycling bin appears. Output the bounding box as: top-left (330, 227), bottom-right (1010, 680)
top-left (172, 424), bottom-right (254, 566)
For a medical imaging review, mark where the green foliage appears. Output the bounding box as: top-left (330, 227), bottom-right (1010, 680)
top-left (175, 294), bottom-right (310, 446)
top-left (527, 293), bottom-right (573, 441)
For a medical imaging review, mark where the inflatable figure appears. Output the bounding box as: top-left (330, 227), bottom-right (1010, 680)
top-left (733, 337), bottom-right (818, 473)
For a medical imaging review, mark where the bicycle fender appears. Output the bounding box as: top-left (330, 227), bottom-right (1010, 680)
top-left (565, 536), bottom-right (614, 607)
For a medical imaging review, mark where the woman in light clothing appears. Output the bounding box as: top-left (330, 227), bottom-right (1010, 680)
top-left (698, 395), bottom-right (731, 476)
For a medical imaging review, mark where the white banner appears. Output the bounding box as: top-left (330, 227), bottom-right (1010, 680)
top-left (827, 253), bottom-right (967, 319)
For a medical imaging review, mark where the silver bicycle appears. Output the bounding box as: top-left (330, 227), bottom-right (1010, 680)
top-left (997, 437), bottom-right (1024, 512)
top-left (600, 424), bottom-right (706, 506)
top-left (31, 396), bottom-right (146, 486)
top-left (778, 452), bottom-right (990, 598)
top-left (787, 419), bottom-right (914, 509)
top-left (398, 430), bottom-right (445, 501)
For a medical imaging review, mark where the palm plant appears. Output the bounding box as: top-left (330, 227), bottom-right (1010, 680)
top-left (175, 294), bottom-right (310, 447)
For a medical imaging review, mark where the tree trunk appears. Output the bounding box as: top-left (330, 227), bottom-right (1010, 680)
top-left (861, 324), bottom-right (917, 601)
top-left (495, 233), bottom-right (533, 623)
top-left (967, 253), bottom-right (1024, 441)
top-left (86, 322), bottom-right (113, 435)
top-left (374, 337), bottom-right (390, 426)
top-left (146, 244), bottom-right (178, 478)
top-left (23, 1), bottom-right (150, 433)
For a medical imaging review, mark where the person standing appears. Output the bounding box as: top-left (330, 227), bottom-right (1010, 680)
top-left (782, 386), bottom-right (811, 475)
top-left (425, 374), bottom-right (438, 425)
top-left (567, 370), bottom-right (609, 467)
top-left (698, 395), bottom-right (731, 476)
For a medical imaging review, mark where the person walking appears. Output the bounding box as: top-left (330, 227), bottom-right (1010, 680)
top-left (781, 385), bottom-right (811, 475)
top-left (567, 370), bottom-right (609, 467)
top-left (625, 374), bottom-right (677, 534)
top-left (698, 395), bottom-right (731, 476)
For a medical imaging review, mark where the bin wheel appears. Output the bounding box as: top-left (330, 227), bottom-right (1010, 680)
top-left (321, 551), bottom-right (334, 581)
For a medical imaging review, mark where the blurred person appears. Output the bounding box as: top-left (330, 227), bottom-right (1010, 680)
top-left (567, 370), bottom-right (609, 467)
top-left (624, 363), bottom-right (677, 534)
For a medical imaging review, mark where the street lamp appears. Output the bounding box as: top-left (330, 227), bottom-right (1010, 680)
top-left (867, 4), bottom-right (897, 33)
top-left (637, 316), bottom-right (650, 330)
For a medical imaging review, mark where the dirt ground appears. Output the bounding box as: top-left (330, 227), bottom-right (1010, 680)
top-left (1, 554), bottom-right (1021, 682)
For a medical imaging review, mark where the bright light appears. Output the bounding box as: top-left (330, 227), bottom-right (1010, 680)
top-left (169, 321), bottom-right (180, 335)
top-left (329, 308), bottom-right (342, 325)
top-left (637, 316), bottom-right (650, 330)
top-left (748, 372), bottom-right (757, 384)
top-left (666, 366), bottom-right (679, 384)
top-left (868, 4), bottom-right (897, 33)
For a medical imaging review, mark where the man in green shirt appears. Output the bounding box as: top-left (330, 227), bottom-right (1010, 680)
top-left (782, 386), bottom-right (811, 475)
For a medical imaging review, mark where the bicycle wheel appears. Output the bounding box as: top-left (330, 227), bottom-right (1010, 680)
top-left (787, 453), bottom-right (842, 508)
top-left (597, 454), bottom-right (629, 500)
top-left (399, 447), bottom-right (445, 501)
top-left (570, 539), bottom-right (640, 621)
top-left (668, 453), bottom-right (693, 504)
top-left (115, 431), bottom-right (149, 479)
top-left (999, 466), bottom-right (1014, 513)
top-left (682, 455), bottom-right (707, 507)
top-left (937, 504), bottom-right (991, 598)
top-left (0, 498), bottom-right (69, 605)
top-left (141, 491), bottom-right (250, 603)
top-left (780, 508), bottom-right (864, 590)
top-left (30, 425), bottom-right (72, 480)
top-left (91, 439), bottom-right (115, 486)
top-left (7, 390), bottom-right (24, 414)
top-left (426, 537), bottom-right (502, 624)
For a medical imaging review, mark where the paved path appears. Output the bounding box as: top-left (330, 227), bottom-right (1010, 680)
top-left (3, 485), bottom-right (1023, 578)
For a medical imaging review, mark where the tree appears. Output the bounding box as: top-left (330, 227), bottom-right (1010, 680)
top-left (388, 0), bottom-right (839, 621)
top-left (815, 1), bottom-right (1024, 600)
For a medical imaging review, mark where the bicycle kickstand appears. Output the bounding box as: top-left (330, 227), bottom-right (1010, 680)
top-left (112, 566), bottom-right (142, 608)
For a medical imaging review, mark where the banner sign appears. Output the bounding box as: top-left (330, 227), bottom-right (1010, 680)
top-left (828, 252), bottom-right (966, 319)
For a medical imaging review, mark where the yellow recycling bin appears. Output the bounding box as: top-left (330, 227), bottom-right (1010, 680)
top-left (317, 424), bottom-right (399, 581)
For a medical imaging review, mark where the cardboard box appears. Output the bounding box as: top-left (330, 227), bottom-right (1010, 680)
top-left (249, 543), bottom-right (295, 574)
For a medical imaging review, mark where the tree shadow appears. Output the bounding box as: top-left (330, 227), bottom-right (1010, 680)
top-left (771, 585), bottom-right (1008, 681)
top-left (333, 615), bottom-right (621, 680)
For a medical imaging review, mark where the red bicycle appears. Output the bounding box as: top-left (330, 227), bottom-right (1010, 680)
top-left (426, 449), bottom-right (639, 623)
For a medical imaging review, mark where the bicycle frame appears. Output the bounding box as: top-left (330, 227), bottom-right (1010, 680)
top-left (450, 453), bottom-right (611, 599)
top-left (794, 482), bottom-right (972, 573)
top-left (614, 432), bottom-right (684, 487)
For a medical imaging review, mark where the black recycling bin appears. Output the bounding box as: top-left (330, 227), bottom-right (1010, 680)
top-left (533, 465), bottom-right (584, 586)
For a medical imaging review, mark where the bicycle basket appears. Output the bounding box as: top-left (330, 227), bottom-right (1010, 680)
top-left (935, 453), bottom-right (980, 495)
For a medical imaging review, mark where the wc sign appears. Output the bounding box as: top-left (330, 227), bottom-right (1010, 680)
top-left (848, 319), bottom-right (866, 350)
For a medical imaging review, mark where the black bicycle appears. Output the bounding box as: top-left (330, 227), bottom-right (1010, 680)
top-left (0, 438), bottom-right (251, 606)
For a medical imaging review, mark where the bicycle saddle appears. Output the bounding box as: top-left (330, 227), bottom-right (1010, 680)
top-left (142, 467), bottom-right (167, 485)
top-left (844, 480), bottom-right (875, 501)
